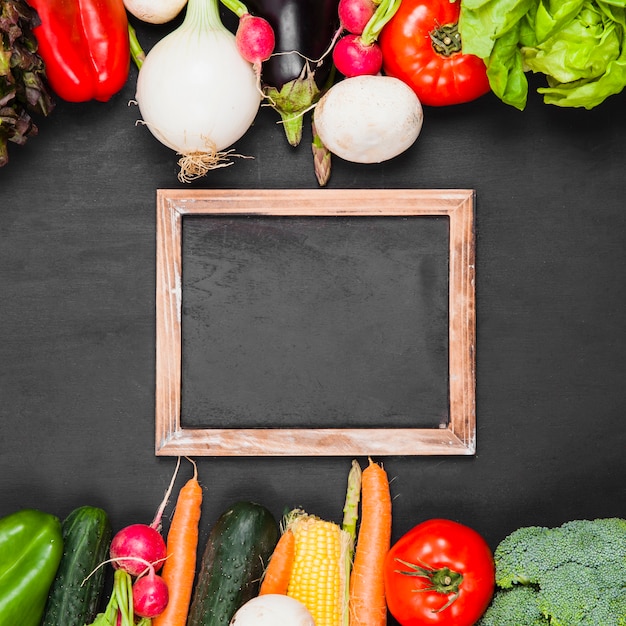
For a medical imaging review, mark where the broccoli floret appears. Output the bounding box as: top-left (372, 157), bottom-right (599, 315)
top-left (536, 560), bottom-right (626, 626)
top-left (476, 586), bottom-right (548, 626)
top-left (483, 517), bottom-right (626, 626)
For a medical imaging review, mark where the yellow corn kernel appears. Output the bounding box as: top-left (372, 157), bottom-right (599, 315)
top-left (285, 510), bottom-right (350, 626)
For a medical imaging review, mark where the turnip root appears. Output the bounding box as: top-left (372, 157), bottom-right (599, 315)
top-left (313, 74), bottom-right (423, 163)
top-left (124, 0), bottom-right (188, 24)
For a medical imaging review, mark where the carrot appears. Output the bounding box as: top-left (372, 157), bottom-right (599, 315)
top-left (348, 458), bottom-right (392, 626)
top-left (258, 526), bottom-right (296, 595)
top-left (152, 458), bottom-right (203, 626)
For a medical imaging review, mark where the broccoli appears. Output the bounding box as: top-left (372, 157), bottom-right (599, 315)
top-left (476, 517), bottom-right (626, 626)
top-left (477, 586), bottom-right (548, 626)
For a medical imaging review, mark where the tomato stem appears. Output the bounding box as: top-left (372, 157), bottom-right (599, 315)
top-left (393, 557), bottom-right (464, 613)
top-left (430, 23), bottom-right (463, 56)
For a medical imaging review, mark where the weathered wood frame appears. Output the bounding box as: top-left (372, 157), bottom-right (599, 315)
top-left (155, 189), bottom-right (476, 456)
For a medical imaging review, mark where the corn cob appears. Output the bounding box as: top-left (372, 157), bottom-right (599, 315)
top-left (285, 509), bottom-right (350, 626)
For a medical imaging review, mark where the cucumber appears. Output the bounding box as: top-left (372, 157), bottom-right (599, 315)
top-left (41, 505), bottom-right (112, 626)
top-left (188, 501), bottom-right (280, 626)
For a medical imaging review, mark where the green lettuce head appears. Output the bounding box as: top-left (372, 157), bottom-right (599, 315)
top-left (459, 0), bottom-right (626, 109)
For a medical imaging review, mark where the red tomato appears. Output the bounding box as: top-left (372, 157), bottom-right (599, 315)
top-left (379, 0), bottom-right (491, 106)
top-left (384, 519), bottom-right (495, 625)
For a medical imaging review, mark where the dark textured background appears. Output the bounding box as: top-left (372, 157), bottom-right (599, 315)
top-left (1, 13), bottom-right (625, 622)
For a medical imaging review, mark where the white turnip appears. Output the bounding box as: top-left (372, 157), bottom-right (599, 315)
top-left (230, 595), bottom-right (315, 626)
top-left (313, 74), bottom-right (423, 163)
top-left (123, 0), bottom-right (187, 24)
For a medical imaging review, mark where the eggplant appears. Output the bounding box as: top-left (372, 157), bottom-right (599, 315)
top-left (245, 0), bottom-right (340, 145)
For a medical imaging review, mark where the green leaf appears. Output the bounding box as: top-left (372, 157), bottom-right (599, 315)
top-left (486, 22), bottom-right (530, 109)
top-left (459, 0), bottom-right (537, 59)
top-left (537, 41), bottom-right (626, 108)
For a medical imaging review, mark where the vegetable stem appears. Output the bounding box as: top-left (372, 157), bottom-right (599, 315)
top-left (128, 24), bottom-right (146, 70)
top-left (219, 0), bottom-right (249, 19)
top-left (341, 459), bottom-right (362, 558)
top-left (340, 460), bottom-right (362, 626)
top-left (87, 569), bottom-right (134, 626)
top-left (361, 0), bottom-right (401, 45)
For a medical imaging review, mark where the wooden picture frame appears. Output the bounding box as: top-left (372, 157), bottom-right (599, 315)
top-left (155, 189), bottom-right (476, 456)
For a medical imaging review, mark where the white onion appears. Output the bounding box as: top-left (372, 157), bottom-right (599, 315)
top-left (135, 0), bottom-right (261, 180)
top-left (229, 595), bottom-right (315, 626)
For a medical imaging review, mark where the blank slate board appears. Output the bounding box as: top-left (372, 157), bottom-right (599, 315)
top-left (155, 189), bottom-right (476, 456)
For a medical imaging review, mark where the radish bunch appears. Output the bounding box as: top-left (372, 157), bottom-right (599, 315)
top-left (86, 463), bottom-right (186, 625)
top-left (333, 0), bottom-right (400, 77)
top-left (109, 524), bottom-right (169, 619)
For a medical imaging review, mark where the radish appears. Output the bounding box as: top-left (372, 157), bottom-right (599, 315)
top-left (333, 34), bottom-right (382, 76)
top-left (236, 13), bottom-right (275, 78)
top-left (133, 567), bottom-right (170, 618)
top-left (110, 524), bottom-right (167, 577)
top-left (82, 461), bottom-right (183, 626)
top-left (110, 459), bottom-right (182, 577)
top-left (333, 0), bottom-right (400, 77)
top-left (338, 0), bottom-right (377, 35)
top-left (313, 74), bottom-right (424, 163)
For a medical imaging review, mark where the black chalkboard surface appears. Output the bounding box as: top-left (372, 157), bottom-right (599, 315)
top-left (154, 189), bottom-right (476, 456)
top-left (180, 214), bottom-right (449, 430)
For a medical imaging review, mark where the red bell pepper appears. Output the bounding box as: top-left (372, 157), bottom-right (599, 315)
top-left (27, 0), bottom-right (130, 102)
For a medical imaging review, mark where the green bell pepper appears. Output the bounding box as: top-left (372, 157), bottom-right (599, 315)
top-left (0, 509), bottom-right (63, 626)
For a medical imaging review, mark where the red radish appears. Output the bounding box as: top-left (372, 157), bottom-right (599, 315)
top-left (109, 460), bottom-right (183, 577)
top-left (133, 568), bottom-right (170, 618)
top-left (333, 0), bottom-right (399, 77)
top-left (338, 0), bottom-right (377, 35)
top-left (333, 34), bottom-right (383, 77)
top-left (110, 523), bottom-right (168, 577)
top-left (236, 13), bottom-right (275, 77)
